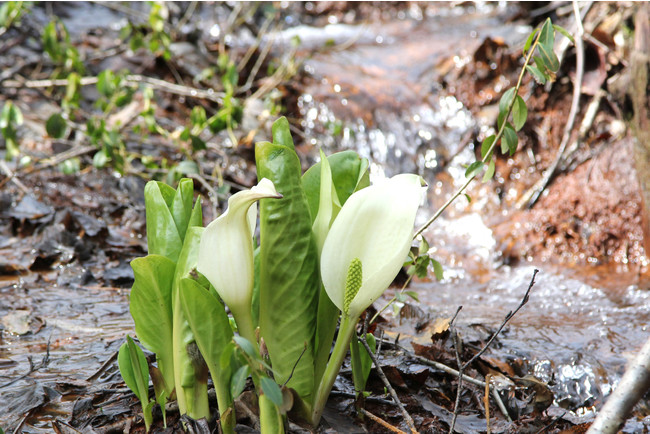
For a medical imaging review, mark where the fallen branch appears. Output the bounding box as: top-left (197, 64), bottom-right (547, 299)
top-left (586, 333), bottom-right (650, 433)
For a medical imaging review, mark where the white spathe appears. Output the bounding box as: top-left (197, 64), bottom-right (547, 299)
top-left (320, 174), bottom-right (426, 319)
top-left (197, 178), bottom-right (281, 313)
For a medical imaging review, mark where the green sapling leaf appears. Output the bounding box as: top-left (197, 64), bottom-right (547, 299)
top-left (512, 96), bottom-right (528, 131)
top-left (553, 24), bottom-right (575, 44)
top-left (464, 161), bottom-right (484, 179)
top-left (482, 157), bottom-right (496, 183)
top-left (481, 135), bottom-right (496, 159)
top-left (498, 87), bottom-right (516, 116)
top-left (522, 29), bottom-right (538, 55)
top-left (525, 65), bottom-right (547, 85)
top-left (230, 365), bottom-right (250, 399)
top-left (260, 376), bottom-right (284, 407)
top-left (503, 125), bottom-right (519, 155)
top-left (538, 42), bottom-right (560, 73)
top-left (539, 18), bottom-right (555, 49)
top-left (431, 258), bottom-right (444, 281)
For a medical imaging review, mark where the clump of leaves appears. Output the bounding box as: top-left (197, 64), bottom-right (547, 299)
top-left (0, 101), bottom-right (23, 160)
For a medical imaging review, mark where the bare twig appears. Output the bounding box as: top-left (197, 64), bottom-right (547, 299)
top-left (0, 160), bottom-right (29, 193)
top-left (3, 74), bottom-right (226, 104)
top-left (358, 407), bottom-right (407, 434)
top-left (449, 271), bottom-right (538, 432)
top-left (484, 374), bottom-right (492, 434)
top-left (449, 326), bottom-right (464, 434)
top-left (360, 317), bottom-right (418, 434)
top-left (463, 269), bottom-right (538, 369)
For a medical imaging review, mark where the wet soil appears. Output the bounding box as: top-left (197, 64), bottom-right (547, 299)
top-left (1, 1), bottom-right (650, 433)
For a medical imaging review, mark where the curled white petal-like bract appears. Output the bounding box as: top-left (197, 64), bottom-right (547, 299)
top-left (197, 178), bottom-right (280, 313)
top-left (320, 174), bottom-right (426, 319)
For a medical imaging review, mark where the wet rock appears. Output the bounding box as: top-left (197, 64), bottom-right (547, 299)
top-left (494, 138), bottom-right (648, 267)
top-left (103, 261), bottom-right (134, 285)
top-left (8, 194), bottom-right (53, 220)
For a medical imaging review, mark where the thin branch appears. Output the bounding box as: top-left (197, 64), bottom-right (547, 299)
top-left (3, 74), bottom-right (226, 104)
top-left (448, 270), bottom-right (537, 433)
top-left (449, 326), bottom-right (464, 434)
top-left (360, 317), bottom-right (418, 434)
top-left (0, 160), bottom-right (29, 193)
top-left (358, 408), bottom-right (407, 434)
top-left (463, 269), bottom-right (538, 370)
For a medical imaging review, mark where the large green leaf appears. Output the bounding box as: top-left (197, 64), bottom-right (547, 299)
top-left (129, 255), bottom-right (176, 395)
top-left (171, 227), bottom-right (210, 419)
top-left (302, 150), bottom-right (370, 223)
top-left (180, 277), bottom-right (236, 432)
top-left (144, 179), bottom-right (201, 263)
top-left (256, 117), bottom-right (319, 402)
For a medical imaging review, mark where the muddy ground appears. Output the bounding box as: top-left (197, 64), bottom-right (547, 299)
top-left (1, 2), bottom-right (649, 433)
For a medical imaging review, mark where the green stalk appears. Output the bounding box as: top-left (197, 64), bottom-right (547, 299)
top-left (231, 304), bottom-right (258, 351)
top-left (311, 314), bottom-right (358, 426)
top-left (172, 296), bottom-right (210, 419)
top-left (215, 379), bottom-right (235, 434)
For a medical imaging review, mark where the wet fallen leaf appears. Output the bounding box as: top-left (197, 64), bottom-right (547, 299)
top-left (2, 310), bottom-right (32, 335)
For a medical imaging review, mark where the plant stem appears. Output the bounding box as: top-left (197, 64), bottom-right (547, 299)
top-left (311, 314), bottom-right (358, 426)
top-left (414, 29), bottom-right (543, 238)
top-left (232, 304), bottom-right (258, 351)
top-left (214, 374), bottom-right (236, 434)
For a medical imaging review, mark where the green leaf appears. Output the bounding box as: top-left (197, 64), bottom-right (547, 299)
top-left (190, 106), bottom-right (207, 128)
top-left (482, 157), bottom-right (496, 183)
top-left (260, 376), bottom-right (284, 407)
top-left (464, 194), bottom-right (471, 203)
top-left (553, 24), bottom-right (575, 44)
top-left (525, 65), bottom-right (547, 85)
top-left (350, 333), bottom-right (376, 396)
top-left (539, 18), bottom-right (555, 49)
top-left (464, 161), bottom-right (484, 179)
top-left (431, 259), bottom-right (444, 281)
top-left (93, 148), bottom-right (110, 168)
top-left (130, 255), bottom-right (176, 396)
top-left (118, 335), bottom-right (153, 432)
top-left (498, 87), bottom-right (516, 118)
top-left (302, 150), bottom-right (370, 222)
top-left (171, 227), bottom-right (210, 419)
top-left (230, 365), bottom-right (250, 398)
top-left (523, 29), bottom-right (538, 55)
top-left (538, 42), bottom-right (560, 72)
top-left (256, 117), bottom-right (319, 402)
top-left (502, 125), bottom-right (519, 155)
top-left (233, 336), bottom-right (261, 362)
top-left (480, 135), bottom-right (496, 159)
top-left (179, 277), bottom-right (235, 422)
top-left (97, 70), bottom-right (116, 98)
top-left (59, 157), bottom-right (80, 174)
top-left (190, 135), bottom-right (206, 151)
top-left (46, 113), bottom-right (67, 139)
top-left (512, 96), bottom-right (528, 131)
top-left (144, 179), bottom-right (201, 263)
